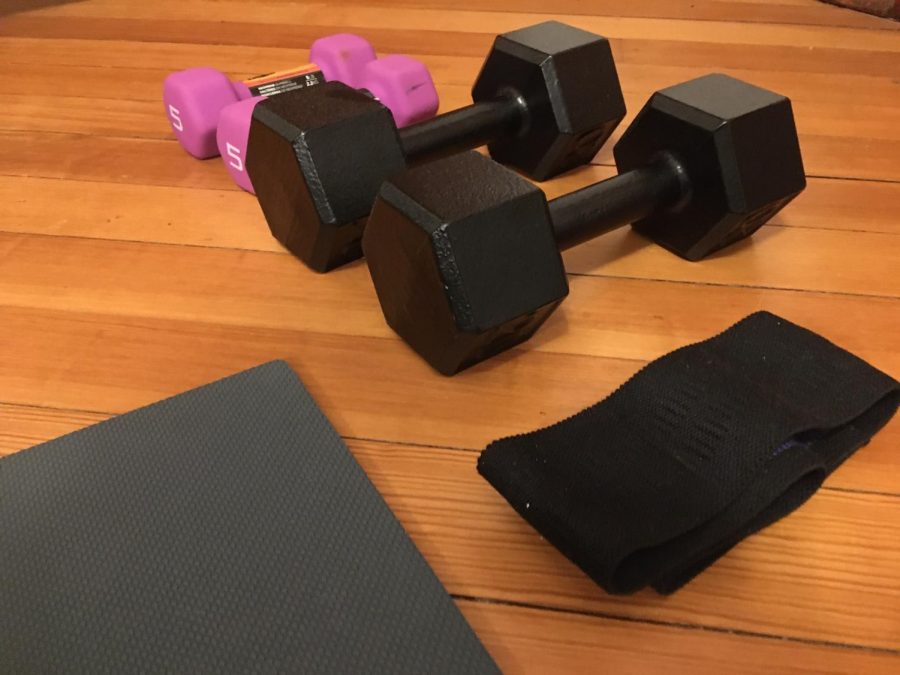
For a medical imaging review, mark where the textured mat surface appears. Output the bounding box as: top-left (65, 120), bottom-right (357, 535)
top-left (0, 361), bottom-right (497, 674)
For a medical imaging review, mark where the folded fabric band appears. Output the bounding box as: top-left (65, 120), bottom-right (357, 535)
top-left (478, 312), bottom-right (899, 595)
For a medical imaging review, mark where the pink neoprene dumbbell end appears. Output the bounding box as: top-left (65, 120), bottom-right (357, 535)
top-left (310, 33), bottom-right (377, 89)
top-left (361, 55), bottom-right (440, 127)
top-left (216, 96), bottom-right (264, 193)
top-left (163, 67), bottom-right (249, 158)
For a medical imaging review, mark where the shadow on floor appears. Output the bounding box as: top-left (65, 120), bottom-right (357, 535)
top-left (1, 0), bottom-right (84, 19)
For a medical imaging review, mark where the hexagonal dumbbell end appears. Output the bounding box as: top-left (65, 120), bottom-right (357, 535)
top-left (309, 33), bottom-right (377, 89)
top-left (219, 55), bottom-right (438, 194)
top-left (247, 82), bottom-right (406, 271)
top-left (363, 151), bottom-right (569, 375)
top-left (163, 67), bottom-right (247, 158)
top-left (215, 35), bottom-right (385, 194)
top-left (614, 73), bottom-right (806, 261)
top-left (360, 55), bottom-right (439, 128)
top-left (472, 20), bottom-right (626, 181)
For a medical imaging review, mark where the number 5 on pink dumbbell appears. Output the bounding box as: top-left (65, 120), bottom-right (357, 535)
top-left (162, 33), bottom-right (439, 193)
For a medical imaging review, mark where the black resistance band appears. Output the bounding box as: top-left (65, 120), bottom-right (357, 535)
top-left (478, 312), bottom-right (899, 594)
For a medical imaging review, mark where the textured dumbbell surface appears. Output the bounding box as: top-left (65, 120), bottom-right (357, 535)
top-left (472, 21), bottom-right (624, 179)
top-left (365, 151), bottom-right (569, 375)
top-left (247, 21), bottom-right (624, 272)
top-left (363, 74), bottom-right (806, 374)
top-left (615, 73), bottom-right (806, 260)
top-left (217, 55), bottom-right (437, 194)
top-left (249, 84), bottom-right (406, 271)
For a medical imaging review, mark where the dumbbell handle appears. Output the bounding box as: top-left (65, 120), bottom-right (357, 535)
top-left (549, 154), bottom-right (689, 251)
top-left (399, 95), bottom-right (524, 164)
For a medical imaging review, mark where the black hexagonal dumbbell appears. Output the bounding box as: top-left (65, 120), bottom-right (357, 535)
top-left (246, 21), bottom-right (626, 272)
top-left (362, 74), bottom-right (807, 375)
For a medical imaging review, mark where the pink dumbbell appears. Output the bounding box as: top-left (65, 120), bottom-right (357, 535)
top-left (217, 54), bottom-right (439, 193)
top-left (162, 33), bottom-right (378, 159)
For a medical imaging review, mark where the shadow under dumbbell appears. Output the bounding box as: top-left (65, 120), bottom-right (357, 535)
top-left (561, 229), bottom-right (653, 276)
top-left (701, 223), bottom-right (784, 262)
top-left (522, 310), bottom-right (572, 353)
top-left (564, 223), bottom-right (788, 274)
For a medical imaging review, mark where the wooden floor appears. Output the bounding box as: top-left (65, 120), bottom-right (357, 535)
top-left (1, 0), bottom-right (899, 672)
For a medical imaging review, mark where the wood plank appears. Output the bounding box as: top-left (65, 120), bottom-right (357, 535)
top-left (459, 601), bottom-right (900, 675)
top-left (614, 37), bottom-right (897, 79)
top-left (0, 177), bottom-right (270, 248)
top-left (0, 132), bottom-right (235, 190)
top-left (0, 299), bottom-right (896, 494)
top-left (275, 441), bottom-right (900, 651)
top-left (1, 230), bottom-right (896, 371)
top-left (349, 443), bottom-right (900, 651)
top-left (18, 2), bottom-right (900, 52)
top-left (306, 0), bottom-right (900, 30)
top-left (563, 224), bottom-right (900, 298)
top-left (2, 34), bottom-right (897, 181)
top-left (15, 0), bottom-right (898, 32)
top-left (2, 19), bottom-right (898, 79)
top-left (589, 130), bottom-right (900, 183)
top-left (1, 408), bottom-right (898, 649)
top-left (0, 403), bottom-right (107, 455)
top-left (0, 122), bottom-right (872, 202)
top-left (6, 94), bottom-right (169, 140)
top-left (786, 177), bottom-right (900, 233)
top-left (3, 56), bottom-right (898, 113)
top-left (2, 178), bottom-right (899, 298)
top-left (2, 122), bottom-right (899, 202)
top-left (1, 233), bottom-right (898, 366)
top-left (0, 36), bottom-right (305, 72)
top-left (6, 94), bottom-right (898, 189)
top-left (20, 395), bottom-right (900, 492)
top-left (6, 73), bottom-right (898, 149)
top-left (1, 175), bottom-right (897, 263)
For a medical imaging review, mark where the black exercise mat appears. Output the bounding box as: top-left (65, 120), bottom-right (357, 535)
top-left (0, 361), bottom-right (498, 674)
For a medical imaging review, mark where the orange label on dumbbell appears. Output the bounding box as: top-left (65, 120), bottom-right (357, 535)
top-left (242, 63), bottom-right (324, 97)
